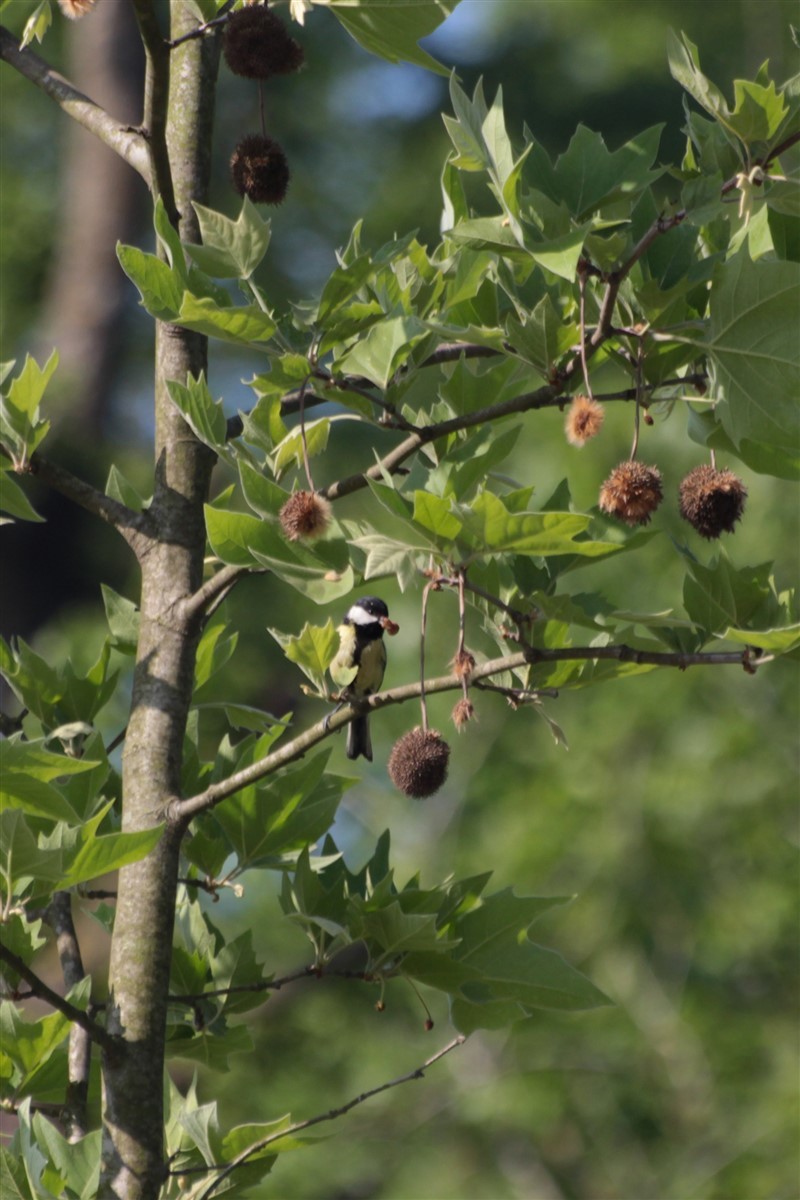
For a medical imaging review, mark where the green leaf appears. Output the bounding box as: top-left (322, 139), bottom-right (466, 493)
top-left (533, 124), bottom-right (664, 220)
top-left (175, 294), bottom-right (276, 347)
top-left (213, 750), bottom-right (350, 870)
top-left (682, 554), bottom-right (774, 635)
top-left (686, 406), bottom-right (800, 480)
top-left (269, 620), bottom-right (338, 696)
top-left (667, 30), bottom-right (738, 142)
top-left (505, 294), bottom-right (578, 371)
top-left (273, 417), bottom-right (330, 477)
top-left (412, 491), bottom-right (462, 542)
top-left (105, 464), bottom-right (146, 511)
top-left (703, 251), bottom-right (800, 449)
top-left (328, 0), bottom-right (460, 77)
top-left (0, 1003), bottom-right (71, 1078)
top-left (717, 624), bottom-right (800, 653)
top-left (116, 244), bottom-right (182, 321)
top-left (167, 374), bottom-right (232, 461)
top-left (0, 470), bottom-right (43, 523)
top-left (0, 771), bottom-right (80, 825)
top-left (336, 315), bottom-right (428, 388)
top-left (205, 505), bottom-right (354, 604)
top-left (101, 585), bottom-right (140, 654)
top-left (316, 253), bottom-right (376, 324)
top-left (0, 1145), bottom-right (34, 1200)
top-left (728, 78), bottom-right (788, 144)
top-left (152, 198), bottom-right (185, 281)
top-left (20, 1), bottom-right (52, 48)
top-left (193, 618), bottom-right (239, 699)
top-left (187, 199), bottom-right (271, 279)
top-left (348, 899), bottom-right (443, 963)
top-left (0, 352), bottom-right (57, 463)
top-left (458, 493), bottom-right (614, 559)
top-left (30, 1120), bottom-right (99, 1200)
top-left (55, 803), bottom-right (164, 891)
top-left (166, 1023), bottom-right (253, 1072)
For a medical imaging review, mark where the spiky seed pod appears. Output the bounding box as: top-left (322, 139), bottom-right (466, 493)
top-left (57, 0), bottom-right (96, 16)
top-left (679, 465), bottom-right (747, 539)
top-left (451, 649), bottom-right (476, 682)
top-left (388, 728), bottom-right (451, 799)
top-left (451, 698), bottom-right (475, 731)
top-left (599, 461), bottom-right (663, 526)
top-left (230, 134), bottom-right (290, 205)
top-left (223, 6), bottom-right (305, 79)
top-left (565, 395), bottom-right (605, 447)
top-left (279, 490), bottom-right (332, 541)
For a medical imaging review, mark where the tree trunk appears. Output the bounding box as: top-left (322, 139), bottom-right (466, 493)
top-left (98, 9), bottom-right (220, 1197)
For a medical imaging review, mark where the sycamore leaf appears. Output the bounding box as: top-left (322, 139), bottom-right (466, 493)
top-left (187, 198), bottom-right (271, 280)
top-left (176, 295), bottom-right (276, 347)
top-left (328, 0), bottom-right (460, 77)
top-left (701, 251), bottom-right (800, 450)
top-left (269, 620), bottom-right (338, 695)
top-left (335, 315), bottom-right (428, 388)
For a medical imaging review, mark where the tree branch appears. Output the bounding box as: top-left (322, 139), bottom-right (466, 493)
top-left (130, 0), bottom-right (178, 223)
top-left (168, 963), bottom-right (378, 1006)
top-left (172, 643), bottom-right (759, 822)
top-left (181, 564), bottom-right (266, 623)
top-left (184, 1035), bottom-right (467, 1199)
top-left (0, 25), bottom-right (151, 182)
top-left (23, 451), bottom-right (154, 555)
top-left (0, 942), bottom-right (122, 1060)
top-left (45, 893), bottom-right (91, 1140)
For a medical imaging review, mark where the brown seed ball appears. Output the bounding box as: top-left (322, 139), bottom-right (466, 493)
top-left (565, 395), bottom-right (605, 446)
top-left (679, 465), bottom-right (747, 539)
top-left (599, 461), bottom-right (663, 526)
top-left (223, 6), bottom-right (305, 79)
top-left (279, 490), bottom-right (332, 541)
top-left (230, 134), bottom-right (290, 205)
top-left (388, 728), bottom-right (450, 799)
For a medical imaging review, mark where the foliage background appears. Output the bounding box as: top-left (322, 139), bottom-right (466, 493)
top-left (1, 2), bottom-right (798, 1197)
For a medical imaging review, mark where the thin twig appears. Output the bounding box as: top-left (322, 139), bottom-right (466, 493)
top-left (166, 12), bottom-right (230, 50)
top-left (168, 964), bottom-right (377, 1006)
top-left (0, 26), bottom-right (150, 181)
top-left (419, 581), bottom-right (435, 733)
top-left (185, 1035), bottom-right (467, 1198)
top-left (0, 943), bottom-right (122, 1059)
top-left (577, 269), bottom-right (593, 398)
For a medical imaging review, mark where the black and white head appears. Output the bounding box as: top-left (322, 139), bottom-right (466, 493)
top-left (344, 596), bottom-right (390, 632)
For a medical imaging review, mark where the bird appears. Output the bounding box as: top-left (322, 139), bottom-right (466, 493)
top-left (328, 596), bottom-right (398, 760)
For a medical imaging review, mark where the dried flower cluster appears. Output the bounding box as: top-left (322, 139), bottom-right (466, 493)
top-left (679, 465), bottom-right (747, 539)
top-left (230, 134), bottom-right (290, 205)
top-left (599, 461), bottom-right (663, 526)
top-left (279, 490), bottom-right (332, 541)
top-left (565, 395), bottom-right (605, 447)
top-left (451, 698), bottom-right (475, 731)
top-left (388, 728), bottom-right (451, 799)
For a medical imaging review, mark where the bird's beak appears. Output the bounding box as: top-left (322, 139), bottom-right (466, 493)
top-left (380, 617), bottom-right (400, 636)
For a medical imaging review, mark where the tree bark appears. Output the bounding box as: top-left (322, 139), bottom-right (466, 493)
top-left (98, 8), bottom-right (220, 1197)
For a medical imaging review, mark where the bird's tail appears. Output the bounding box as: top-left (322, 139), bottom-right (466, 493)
top-left (346, 714), bottom-right (372, 761)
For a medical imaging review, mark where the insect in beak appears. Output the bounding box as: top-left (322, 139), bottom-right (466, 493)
top-left (380, 617), bottom-right (400, 635)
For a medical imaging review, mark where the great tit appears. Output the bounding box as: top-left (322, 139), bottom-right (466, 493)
top-left (329, 596), bottom-right (398, 761)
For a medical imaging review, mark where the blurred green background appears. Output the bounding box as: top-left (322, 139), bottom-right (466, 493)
top-left (1, 1), bottom-right (798, 1197)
